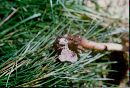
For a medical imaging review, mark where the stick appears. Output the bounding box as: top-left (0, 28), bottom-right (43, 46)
top-left (80, 37), bottom-right (128, 51)
top-left (67, 35), bottom-right (128, 51)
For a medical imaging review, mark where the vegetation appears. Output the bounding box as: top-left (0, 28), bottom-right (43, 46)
top-left (0, 0), bottom-right (128, 87)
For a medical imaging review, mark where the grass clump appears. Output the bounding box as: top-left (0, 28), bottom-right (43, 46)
top-left (0, 0), bottom-right (128, 87)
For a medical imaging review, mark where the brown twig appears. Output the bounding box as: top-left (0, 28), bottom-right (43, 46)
top-left (80, 38), bottom-right (126, 51)
top-left (0, 8), bottom-right (18, 27)
top-left (67, 35), bottom-right (128, 52)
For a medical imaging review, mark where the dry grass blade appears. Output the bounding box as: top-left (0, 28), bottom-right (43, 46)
top-left (0, 8), bottom-right (18, 27)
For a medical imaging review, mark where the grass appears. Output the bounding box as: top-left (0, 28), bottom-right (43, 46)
top-left (0, 0), bottom-right (127, 87)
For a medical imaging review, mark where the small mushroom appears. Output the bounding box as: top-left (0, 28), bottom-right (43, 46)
top-left (53, 35), bottom-right (80, 63)
top-left (59, 45), bottom-right (78, 63)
